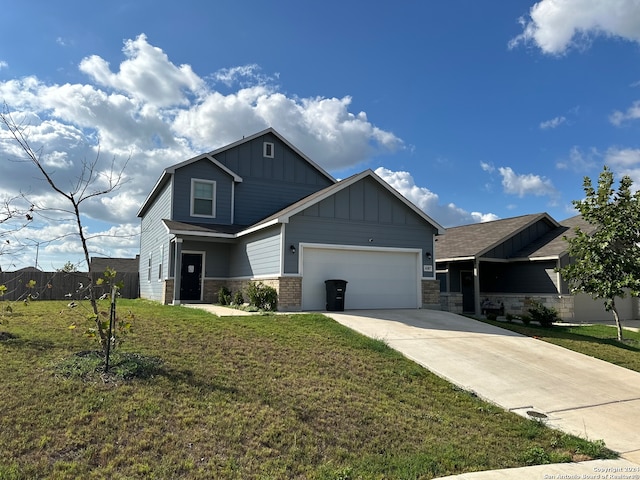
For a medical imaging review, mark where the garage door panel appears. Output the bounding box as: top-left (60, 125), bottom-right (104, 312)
top-left (302, 247), bottom-right (419, 310)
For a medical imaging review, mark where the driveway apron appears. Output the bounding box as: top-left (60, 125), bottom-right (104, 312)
top-left (324, 309), bottom-right (640, 463)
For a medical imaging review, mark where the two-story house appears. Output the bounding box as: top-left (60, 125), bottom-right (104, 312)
top-left (137, 128), bottom-right (444, 311)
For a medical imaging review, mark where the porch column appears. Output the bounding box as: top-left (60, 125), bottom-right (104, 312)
top-left (173, 238), bottom-right (183, 305)
top-left (474, 258), bottom-right (481, 316)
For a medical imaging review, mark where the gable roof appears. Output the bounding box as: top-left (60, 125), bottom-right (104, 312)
top-left (247, 169), bottom-right (445, 234)
top-left (435, 213), bottom-right (559, 261)
top-left (208, 128), bottom-right (335, 184)
top-left (137, 128), bottom-right (336, 218)
top-left (509, 215), bottom-right (596, 260)
top-left (162, 169), bottom-right (445, 238)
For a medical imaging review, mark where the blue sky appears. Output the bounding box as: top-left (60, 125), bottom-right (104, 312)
top-left (1, 0), bottom-right (640, 270)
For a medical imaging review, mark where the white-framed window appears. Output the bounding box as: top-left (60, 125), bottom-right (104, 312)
top-left (191, 179), bottom-right (216, 217)
top-left (158, 245), bottom-right (164, 280)
top-left (263, 142), bottom-right (274, 158)
top-left (147, 253), bottom-right (152, 282)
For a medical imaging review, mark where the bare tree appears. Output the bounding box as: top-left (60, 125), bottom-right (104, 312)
top-left (0, 194), bottom-right (34, 270)
top-left (1, 107), bottom-right (129, 350)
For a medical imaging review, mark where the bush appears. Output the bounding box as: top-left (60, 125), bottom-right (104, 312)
top-left (505, 313), bottom-right (514, 323)
top-left (486, 313), bottom-right (497, 321)
top-left (218, 286), bottom-right (231, 306)
top-left (520, 315), bottom-right (532, 326)
top-left (528, 300), bottom-right (559, 327)
top-left (246, 281), bottom-right (278, 311)
top-left (232, 290), bottom-right (244, 306)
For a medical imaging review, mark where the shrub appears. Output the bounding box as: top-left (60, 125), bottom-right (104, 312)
top-left (528, 300), bottom-right (559, 327)
top-left (232, 290), bottom-right (244, 306)
top-left (486, 313), bottom-right (497, 321)
top-left (520, 315), bottom-right (532, 326)
top-left (246, 281), bottom-right (278, 311)
top-left (505, 313), bottom-right (514, 323)
top-left (217, 286), bottom-right (231, 306)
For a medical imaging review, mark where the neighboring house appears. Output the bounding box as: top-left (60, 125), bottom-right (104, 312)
top-left (90, 256), bottom-right (140, 299)
top-left (436, 213), bottom-right (639, 322)
top-left (137, 128), bottom-right (444, 311)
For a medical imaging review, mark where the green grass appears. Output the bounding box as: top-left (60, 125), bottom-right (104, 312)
top-left (482, 318), bottom-right (640, 373)
top-left (0, 300), bottom-right (616, 479)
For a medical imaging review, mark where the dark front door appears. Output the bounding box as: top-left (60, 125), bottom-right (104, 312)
top-left (461, 270), bottom-right (475, 313)
top-left (180, 253), bottom-right (203, 301)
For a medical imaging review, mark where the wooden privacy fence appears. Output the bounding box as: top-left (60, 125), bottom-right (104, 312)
top-left (0, 271), bottom-right (139, 302)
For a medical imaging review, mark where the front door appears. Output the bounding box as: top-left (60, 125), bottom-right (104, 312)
top-left (180, 253), bottom-right (203, 301)
top-left (461, 270), bottom-right (475, 313)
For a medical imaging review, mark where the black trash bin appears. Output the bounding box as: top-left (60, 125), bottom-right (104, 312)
top-left (325, 279), bottom-right (348, 311)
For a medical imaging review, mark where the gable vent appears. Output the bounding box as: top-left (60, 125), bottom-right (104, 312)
top-left (263, 142), bottom-right (274, 158)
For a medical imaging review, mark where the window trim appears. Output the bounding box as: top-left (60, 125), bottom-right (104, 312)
top-left (263, 142), bottom-right (274, 158)
top-left (190, 178), bottom-right (216, 218)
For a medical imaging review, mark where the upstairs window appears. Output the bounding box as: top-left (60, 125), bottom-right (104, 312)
top-left (191, 179), bottom-right (216, 217)
top-left (263, 142), bottom-right (274, 158)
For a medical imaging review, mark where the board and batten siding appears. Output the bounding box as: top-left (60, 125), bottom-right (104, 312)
top-left (139, 180), bottom-right (172, 302)
top-left (483, 221), bottom-right (555, 259)
top-left (213, 133), bottom-right (334, 226)
top-left (171, 159), bottom-right (235, 224)
top-left (229, 225), bottom-right (282, 278)
top-left (481, 261), bottom-right (560, 294)
top-left (284, 177), bottom-right (437, 275)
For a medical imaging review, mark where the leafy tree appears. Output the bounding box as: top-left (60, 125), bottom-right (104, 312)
top-left (58, 261), bottom-right (79, 273)
top-left (559, 166), bottom-right (640, 341)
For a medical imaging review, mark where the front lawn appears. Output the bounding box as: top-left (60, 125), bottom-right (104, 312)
top-left (0, 300), bottom-right (616, 479)
top-left (481, 318), bottom-right (640, 373)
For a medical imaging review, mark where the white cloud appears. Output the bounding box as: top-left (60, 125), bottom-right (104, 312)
top-left (0, 61), bottom-right (8, 70)
top-left (0, 34), bottom-right (406, 269)
top-left (610, 100), bottom-right (640, 125)
top-left (498, 166), bottom-right (558, 198)
top-left (375, 167), bottom-right (499, 227)
top-left (540, 115), bottom-right (566, 129)
top-left (556, 146), bottom-right (598, 171)
top-left (509, 0), bottom-right (640, 55)
top-left (605, 147), bottom-right (640, 187)
top-left (480, 161), bottom-right (495, 173)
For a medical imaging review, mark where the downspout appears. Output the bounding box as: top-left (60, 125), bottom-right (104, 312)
top-left (474, 258), bottom-right (481, 316)
top-left (173, 238), bottom-right (183, 305)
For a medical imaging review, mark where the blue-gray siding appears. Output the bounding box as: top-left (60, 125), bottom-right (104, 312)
top-left (139, 180), bottom-right (172, 301)
top-left (229, 226), bottom-right (282, 277)
top-left (484, 221), bottom-right (555, 259)
top-left (172, 159), bottom-right (234, 224)
top-left (214, 133), bottom-right (333, 225)
top-left (180, 240), bottom-right (232, 278)
top-left (284, 177), bottom-right (436, 275)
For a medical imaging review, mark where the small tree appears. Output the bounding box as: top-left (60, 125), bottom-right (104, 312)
top-left (1, 107), bottom-right (128, 353)
top-left (559, 166), bottom-right (640, 341)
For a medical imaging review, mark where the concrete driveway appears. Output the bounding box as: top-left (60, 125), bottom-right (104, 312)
top-left (324, 309), bottom-right (640, 463)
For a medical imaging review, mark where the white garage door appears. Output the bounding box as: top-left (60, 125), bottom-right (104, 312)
top-left (301, 246), bottom-right (421, 310)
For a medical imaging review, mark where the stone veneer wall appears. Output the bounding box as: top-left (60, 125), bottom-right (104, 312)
top-left (440, 292), bottom-right (463, 314)
top-left (421, 279), bottom-right (441, 309)
top-left (480, 293), bottom-right (574, 321)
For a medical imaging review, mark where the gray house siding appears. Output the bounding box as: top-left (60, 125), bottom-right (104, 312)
top-left (171, 159), bottom-right (234, 224)
top-left (484, 221), bottom-right (555, 259)
top-left (284, 177), bottom-right (436, 275)
top-left (214, 134), bottom-right (333, 225)
top-left (481, 261), bottom-right (559, 293)
top-left (229, 225), bottom-right (282, 277)
top-left (139, 180), bottom-right (172, 301)
top-left (179, 240), bottom-right (232, 278)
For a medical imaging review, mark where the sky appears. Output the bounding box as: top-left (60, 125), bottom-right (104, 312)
top-left (1, 0), bottom-right (640, 271)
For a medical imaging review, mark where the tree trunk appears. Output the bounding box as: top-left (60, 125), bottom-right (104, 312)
top-left (610, 298), bottom-right (624, 341)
